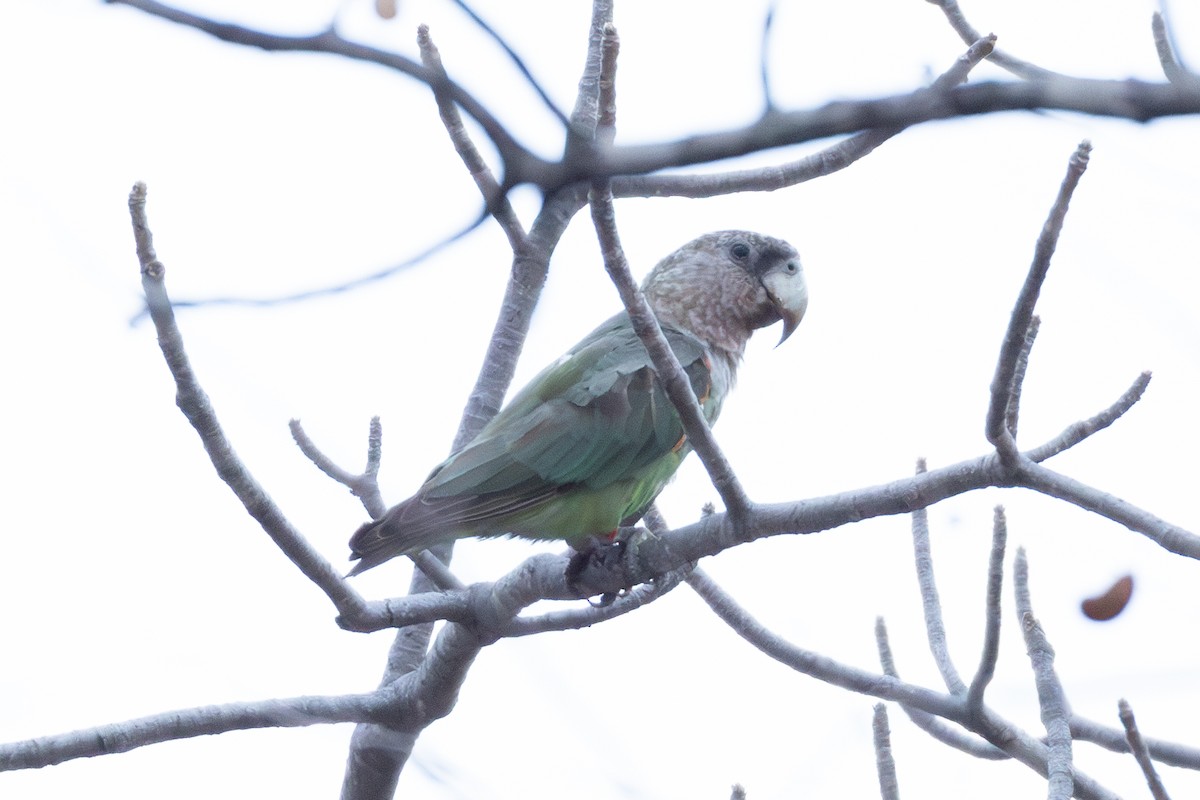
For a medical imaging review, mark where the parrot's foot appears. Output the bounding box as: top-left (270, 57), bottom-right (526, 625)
top-left (565, 527), bottom-right (661, 603)
top-left (565, 537), bottom-right (626, 605)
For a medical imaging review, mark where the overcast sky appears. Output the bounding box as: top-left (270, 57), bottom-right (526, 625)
top-left (3, 1), bottom-right (1200, 798)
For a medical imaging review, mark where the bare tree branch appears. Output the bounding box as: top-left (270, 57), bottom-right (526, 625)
top-left (340, 6), bottom-right (615, 795)
top-left (613, 34), bottom-right (996, 200)
top-left (0, 692), bottom-right (386, 770)
top-left (875, 618), bottom-right (1007, 760)
top-left (1016, 462), bottom-right (1200, 558)
top-left (1025, 371), bottom-right (1152, 463)
top-left (128, 214), bottom-right (494, 320)
top-left (340, 590), bottom-right (476, 631)
top-left (872, 704), bottom-right (902, 800)
top-left (587, 188), bottom-right (753, 524)
top-left (417, 24), bottom-right (527, 248)
top-left (105, 2), bottom-right (1200, 191)
top-left (923, 0), bottom-right (1063, 80)
top-left (692, 574), bottom-right (1117, 800)
top-left (128, 182), bottom-right (370, 621)
top-left (567, 409), bottom-right (1200, 594)
top-left (288, 418), bottom-right (464, 592)
top-left (1151, 11), bottom-right (1198, 87)
top-left (986, 141), bottom-right (1091, 466)
top-left (507, 564), bottom-right (690, 636)
top-left (690, 570), bottom-right (960, 717)
top-left (585, 24), bottom-right (752, 527)
top-left (548, 80), bottom-right (1200, 190)
top-left (444, 0), bottom-right (571, 128)
top-left (1004, 317), bottom-right (1039, 439)
top-left (137, 35), bottom-right (999, 317)
top-left (910, 458), bottom-right (967, 695)
top-left (1014, 548), bottom-right (1074, 800)
top-left (104, 0), bottom-right (537, 173)
top-left (966, 506), bottom-right (1007, 710)
top-left (16, 9), bottom-right (1194, 796)
top-left (290, 417), bottom-right (385, 518)
top-left (1072, 715), bottom-right (1200, 770)
top-left (17, 178), bottom-right (1179, 788)
top-left (1118, 699), bottom-right (1174, 800)
top-left (758, 2), bottom-right (778, 111)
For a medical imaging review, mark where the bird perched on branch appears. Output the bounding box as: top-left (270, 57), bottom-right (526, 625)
top-left (348, 230), bottom-right (808, 575)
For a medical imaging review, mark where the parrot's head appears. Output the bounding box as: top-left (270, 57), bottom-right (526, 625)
top-left (642, 230), bottom-right (808, 353)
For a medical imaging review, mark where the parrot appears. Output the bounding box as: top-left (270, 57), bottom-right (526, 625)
top-left (348, 230), bottom-right (808, 575)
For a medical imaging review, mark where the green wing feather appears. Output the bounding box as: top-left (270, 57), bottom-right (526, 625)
top-left (348, 314), bottom-right (719, 570)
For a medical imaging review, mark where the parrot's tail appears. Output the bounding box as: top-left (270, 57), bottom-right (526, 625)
top-left (346, 497), bottom-right (452, 576)
top-left (346, 518), bottom-right (396, 576)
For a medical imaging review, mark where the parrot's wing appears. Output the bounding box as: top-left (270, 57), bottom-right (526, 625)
top-left (421, 315), bottom-right (712, 514)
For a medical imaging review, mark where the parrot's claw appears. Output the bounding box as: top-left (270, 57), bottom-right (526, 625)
top-left (589, 591), bottom-right (621, 608)
top-left (565, 536), bottom-right (628, 600)
top-left (565, 527), bottom-right (662, 601)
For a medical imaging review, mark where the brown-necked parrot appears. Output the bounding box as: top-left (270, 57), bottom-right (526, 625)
top-left (348, 230), bottom-right (808, 575)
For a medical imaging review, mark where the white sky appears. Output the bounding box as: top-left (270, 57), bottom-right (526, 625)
top-left (3, 1), bottom-right (1200, 798)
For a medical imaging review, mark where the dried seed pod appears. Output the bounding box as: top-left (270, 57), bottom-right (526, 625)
top-left (1081, 574), bottom-right (1134, 621)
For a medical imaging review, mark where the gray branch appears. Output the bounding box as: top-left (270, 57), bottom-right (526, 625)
top-left (910, 459), bottom-right (966, 695)
top-left (1014, 549), bottom-right (1074, 800)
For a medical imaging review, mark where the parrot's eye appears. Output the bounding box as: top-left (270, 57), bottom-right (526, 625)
top-left (730, 242), bottom-right (751, 260)
top-left (784, 260), bottom-right (799, 274)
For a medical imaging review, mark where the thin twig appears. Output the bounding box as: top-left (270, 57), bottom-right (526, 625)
top-left (873, 704), bottom-right (902, 800)
top-left (1018, 462), bottom-right (1200, 559)
top-left (690, 570), bottom-right (961, 718)
top-left (924, 0), bottom-right (1063, 80)
top-left (127, 183), bottom-right (369, 619)
top-left (288, 418), bottom-right (462, 591)
top-left (446, 0), bottom-right (572, 127)
top-left (507, 566), bottom-right (689, 636)
top-left (759, 2), bottom-right (778, 110)
top-left (1025, 371), bottom-right (1152, 463)
top-left (985, 141), bottom-right (1091, 466)
top-left (340, 591), bottom-right (475, 632)
top-left (588, 191), bottom-right (753, 524)
top-left (875, 618), bottom-right (1007, 760)
top-left (1014, 548), bottom-right (1074, 800)
top-left (1004, 316), bottom-right (1039, 438)
top-left (966, 506), bottom-right (1007, 710)
top-left (0, 691), bottom-right (387, 770)
top-left (418, 24), bottom-right (528, 250)
top-left (409, 551), bottom-right (467, 592)
top-left (289, 418), bottom-right (386, 517)
top-left (595, 23), bottom-right (618, 142)
top-left (563, 0), bottom-right (615, 161)
top-left (1072, 715), bottom-right (1200, 769)
top-left (692, 574), bottom-right (1115, 799)
top-left (1151, 11), bottom-right (1198, 87)
top-left (1118, 699), bottom-right (1173, 800)
top-left (910, 458), bottom-right (966, 694)
top-left (550, 79), bottom-right (1200, 190)
top-left (289, 418), bottom-right (363, 488)
top-left (615, 34), bottom-right (996, 200)
top-left (130, 212), bottom-right (491, 319)
top-left (586, 25), bottom-right (752, 526)
top-left (105, 0), bottom-right (538, 174)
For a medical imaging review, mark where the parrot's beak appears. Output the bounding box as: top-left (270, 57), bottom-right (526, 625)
top-left (762, 263), bottom-right (809, 347)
